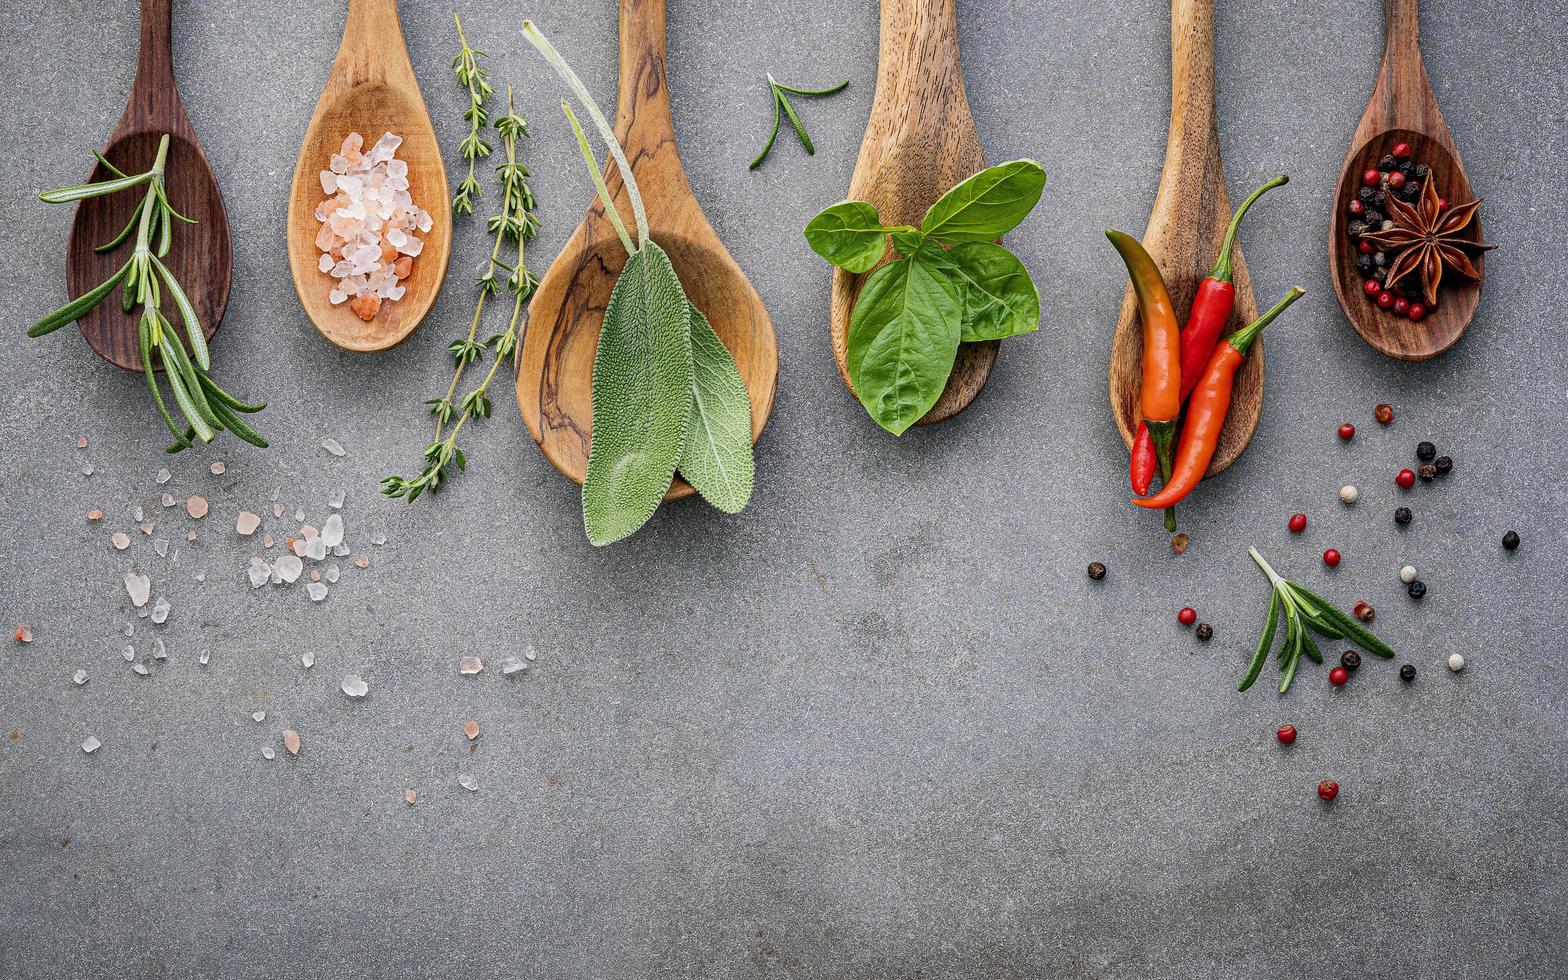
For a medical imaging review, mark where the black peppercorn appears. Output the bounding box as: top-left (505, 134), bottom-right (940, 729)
top-left (1373, 190), bottom-right (1387, 206)
top-left (1195, 623), bottom-right (1213, 642)
top-left (1414, 163), bottom-right (1429, 179)
top-left (1400, 663), bottom-right (1417, 682)
top-left (1394, 506), bottom-right (1412, 526)
top-left (1348, 220), bottom-right (1369, 238)
top-left (1434, 455), bottom-right (1452, 475)
top-left (1502, 530), bottom-right (1520, 551)
top-left (1364, 208), bottom-right (1384, 225)
top-left (1373, 267), bottom-right (1389, 282)
top-left (1358, 186), bottom-right (1376, 203)
top-left (1379, 154), bottom-right (1397, 169)
top-left (1341, 650), bottom-right (1362, 671)
top-left (1087, 562), bottom-right (1106, 580)
top-left (1407, 580), bottom-right (1427, 599)
top-left (1398, 160), bottom-right (1415, 177)
top-left (1418, 464), bottom-right (1436, 482)
top-left (1416, 441), bottom-right (1436, 461)
top-left (1356, 254), bottom-right (1375, 274)
top-left (1400, 182), bottom-right (1420, 202)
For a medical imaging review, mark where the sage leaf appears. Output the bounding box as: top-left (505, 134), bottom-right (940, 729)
top-left (582, 241), bottom-right (694, 546)
top-left (918, 159), bottom-right (1046, 243)
top-left (677, 305), bottom-right (754, 514)
top-left (933, 241), bottom-right (1041, 341)
top-left (846, 254), bottom-right (962, 435)
top-left (803, 201), bottom-right (887, 273)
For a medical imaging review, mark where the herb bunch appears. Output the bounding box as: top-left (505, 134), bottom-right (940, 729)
top-left (28, 134), bottom-right (267, 452)
top-left (1240, 547), bottom-right (1395, 694)
top-left (450, 12), bottom-right (494, 216)
top-left (750, 74), bottom-right (848, 170)
top-left (381, 38), bottom-right (540, 502)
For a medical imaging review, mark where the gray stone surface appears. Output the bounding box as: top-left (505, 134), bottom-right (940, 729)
top-left (2, 0), bottom-right (1565, 976)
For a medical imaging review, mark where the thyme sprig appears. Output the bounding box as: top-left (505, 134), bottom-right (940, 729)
top-left (450, 12), bottom-right (494, 215)
top-left (1240, 547), bottom-right (1395, 694)
top-left (28, 134), bottom-right (267, 453)
top-left (749, 74), bottom-right (848, 170)
top-left (381, 82), bottom-right (539, 502)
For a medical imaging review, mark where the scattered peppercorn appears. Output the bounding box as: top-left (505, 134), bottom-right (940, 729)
top-left (1195, 623), bottom-right (1213, 642)
top-left (1087, 562), bottom-right (1106, 580)
top-left (1277, 725), bottom-right (1297, 746)
top-left (1407, 580), bottom-right (1426, 599)
top-left (1289, 513), bottom-right (1307, 533)
top-left (1416, 441), bottom-right (1436, 461)
top-left (1400, 663), bottom-right (1417, 682)
top-left (1418, 463), bottom-right (1436, 482)
top-left (1502, 530), bottom-right (1519, 550)
top-left (1339, 485), bottom-right (1359, 505)
top-left (1396, 468), bottom-right (1416, 489)
top-left (1329, 666), bottom-right (1349, 686)
top-left (1447, 653), bottom-right (1465, 672)
top-left (1318, 780), bottom-right (1340, 802)
top-left (1394, 506), bottom-right (1412, 526)
top-left (1323, 549), bottom-right (1342, 568)
top-left (1178, 607), bottom-right (1197, 626)
top-left (1434, 455), bottom-right (1452, 475)
top-left (1375, 404), bottom-right (1394, 425)
top-left (1338, 423), bottom-right (1356, 441)
top-left (1353, 602), bottom-right (1375, 624)
top-left (1341, 650), bottom-right (1362, 671)
top-left (1400, 565), bottom-right (1418, 583)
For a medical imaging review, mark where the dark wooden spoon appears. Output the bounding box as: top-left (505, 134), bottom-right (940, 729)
top-left (66, 0), bottom-right (230, 372)
top-left (1329, 0), bottom-right (1484, 360)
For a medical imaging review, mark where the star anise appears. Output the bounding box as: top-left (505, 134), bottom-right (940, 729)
top-left (1362, 174), bottom-right (1494, 307)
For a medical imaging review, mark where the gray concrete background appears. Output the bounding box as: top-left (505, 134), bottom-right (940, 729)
top-left (2, 0), bottom-right (1565, 977)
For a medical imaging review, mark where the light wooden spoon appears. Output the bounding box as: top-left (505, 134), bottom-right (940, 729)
top-left (1108, 0), bottom-right (1262, 478)
top-left (1329, 0), bottom-right (1484, 361)
top-left (67, 0), bottom-right (230, 372)
top-left (516, 0), bottom-right (778, 501)
top-left (831, 0), bottom-right (995, 426)
top-left (286, 0), bottom-right (451, 352)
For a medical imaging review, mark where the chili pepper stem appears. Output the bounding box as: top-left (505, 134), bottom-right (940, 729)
top-left (1148, 419), bottom-right (1178, 531)
top-left (1209, 175), bottom-right (1287, 283)
top-left (1228, 286), bottom-right (1305, 357)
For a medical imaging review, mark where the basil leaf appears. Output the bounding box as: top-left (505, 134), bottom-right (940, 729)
top-left (918, 159), bottom-right (1046, 243)
top-left (804, 201), bottom-right (887, 273)
top-left (846, 254), bottom-right (962, 435)
top-left (932, 242), bottom-right (1040, 341)
top-left (677, 304), bottom-right (754, 514)
top-left (889, 229), bottom-right (925, 257)
top-left (583, 241), bottom-right (694, 546)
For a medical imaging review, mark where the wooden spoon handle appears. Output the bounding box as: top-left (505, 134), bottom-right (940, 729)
top-left (337, 0), bottom-right (411, 85)
top-left (1363, 0), bottom-right (1439, 135)
top-left (873, 0), bottom-right (961, 99)
top-left (123, 0), bottom-right (189, 134)
top-left (1165, 0), bottom-right (1217, 170)
top-left (616, 0), bottom-right (675, 146)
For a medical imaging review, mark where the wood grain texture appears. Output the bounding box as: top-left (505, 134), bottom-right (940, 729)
top-left (1107, 0), bottom-right (1262, 478)
top-left (65, 0), bottom-right (231, 373)
top-left (286, 0), bottom-right (451, 352)
top-left (1329, 0), bottom-right (1483, 360)
top-left (830, 0), bottom-right (996, 427)
top-left (515, 0), bottom-right (778, 501)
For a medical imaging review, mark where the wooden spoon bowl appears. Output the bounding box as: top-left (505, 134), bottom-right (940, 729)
top-left (516, 0), bottom-right (777, 501)
top-left (1329, 0), bottom-right (1482, 360)
top-left (67, 0), bottom-right (229, 372)
top-left (286, 0), bottom-right (450, 352)
top-left (1108, 0), bottom-right (1261, 478)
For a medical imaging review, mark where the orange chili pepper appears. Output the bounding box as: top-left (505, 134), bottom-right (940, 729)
top-left (1134, 287), bottom-right (1305, 511)
top-left (1108, 229), bottom-right (1182, 530)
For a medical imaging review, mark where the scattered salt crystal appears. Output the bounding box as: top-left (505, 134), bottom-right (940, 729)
top-left (122, 623), bottom-right (134, 637)
top-left (194, 572), bottom-right (205, 582)
top-left (321, 437), bottom-right (346, 457)
top-left (121, 645), bottom-right (135, 661)
top-left (111, 532), bottom-right (131, 550)
top-left (152, 638), bottom-right (166, 660)
top-left (14, 624), bottom-right (32, 643)
top-left (500, 656), bottom-right (526, 675)
top-left (150, 596), bottom-right (170, 624)
top-left (300, 524), bottom-right (319, 541)
top-left (87, 508), bottom-right (103, 521)
top-left (131, 663), bottom-right (149, 675)
top-left (263, 534), bottom-right (274, 549)
top-left (301, 652), bottom-right (315, 668)
top-left (137, 608), bottom-right (149, 619)
top-left (310, 570), bottom-right (321, 583)
top-left (458, 773), bottom-right (478, 792)
top-left (82, 736), bottom-right (101, 754)
top-left (77, 436), bottom-right (88, 449)
top-left (153, 538), bottom-right (169, 557)
top-left (81, 463), bottom-right (94, 476)
top-left (187, 531), bottom-right (198, 542)
top-left (273, 502), bottom-right (285, 518)
top-left (210, 461), bottom-right (225, 475)
top-left (463, 721), bottom-right (480, 740)
top-left (161, 493), bottom-right (175, 508)
top-left (329, 489), bottom-right (345, 510)
top-left (282, 730), bottom-right (300, 755)
top-left (140, 522), bottom-right (155, 535)
top-left (324, 565), bottom-right (339, 584)
top-left (236, 511), bottom-right (261, 535)
top-left (186, 495), bottom-right (209, 519)
top-left (155, 468), bottom-right (171, 485)
top-left (261, 746), bottom-right (275, 760)
top-left (371, 533), bottom-right (386, 546)
top-left (134, 505), bottom-right (145, 522)
top-left (253, 711), bottom-right (266, 723)
top-left (459, 656), bottom-right (483, 675)
top-left (294, 507), bottom-right (306, 522)
top-left (247, 558), bottom-right (271, 589)
top-left (525, 644), bottom-right (537, 661)
top-left (305, 538), bottom-right (327, 561)
top-left (321, 514), bottom-right (344, 547)
top-left (404, 789), bottom-right (417, 805)
top-left (329, 289), bottom-right (348, 305)
top-left (275, 554), bottom-right (304, 583)
top-left (73, 670), bottom-right (88, 686)
top-left (355, 556), bottom-right (369, 569)
top-left (307, 582), bottom-right (329, 602)
top-left (341, 674), bottom-right (369, 698)
top-left (199, 649), bottom-right (210, 665)
top-left (332, 543), bottom-right (351, 557)
top-left (125, 572), bottom-right (151, 607)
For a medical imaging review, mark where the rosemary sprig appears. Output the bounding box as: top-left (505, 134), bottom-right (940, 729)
top-left (749, 74), bottom-right (848, 170)
top-left (28, 134), bottom-right (267, 453)
top-left (450, 12), bottom-right (494, 215)
top-left (381, 82), bottom-right (539, 502)
top-left (1240, 547), bottom-right (1395, 694)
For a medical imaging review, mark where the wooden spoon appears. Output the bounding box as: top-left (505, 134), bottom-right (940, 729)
top-left (516, 0), bottom-right (778, 501)
top-left (1108, 0), bottom-right (1262, 478)
top-left (286, 0), bottom-right (451, 352)
top-left (1329, 0), bottom-right (1483, 361)
top-left (830, 0), bottom-right (995, 426)
top-left (66, 0), bottom-right (230, 373)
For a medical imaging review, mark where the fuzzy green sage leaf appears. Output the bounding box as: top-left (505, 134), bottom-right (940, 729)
top-left (677, 306), bottom-right (754, 513)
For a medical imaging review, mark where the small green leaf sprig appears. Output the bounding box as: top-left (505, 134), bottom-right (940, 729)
top-left (1240, 547), bottom-right (1396, 694)
top-left (749, 74), bottom-right (847, 170)
top-left (381, 80), bottom-right (540, 502)
top-left (450, 12), bottom-right (494, 215)
top-left (28, 134), bottom-right (267, 452)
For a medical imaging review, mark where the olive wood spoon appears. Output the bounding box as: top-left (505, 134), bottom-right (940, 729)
top-left (67, 0), bottom-right (230, 372)
top-left (1329, 0), bottom-right (1483, 360)
top-left (286, 0), bottom-right (451, 352)
top-left (516, 0), bottom-right (778, 501)
top-left (831, 0), bottom-right (995, 426)
top-left (1108, 0), bottom-right (1261, 478)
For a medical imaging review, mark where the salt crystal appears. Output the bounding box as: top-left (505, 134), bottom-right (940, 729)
top-left (194, 572), bottom-right (204, 582)
top-left (305, 538), bottom-right (327, 561)
top-left (152, 638), bottom-right (166, 660)
top-left (131, 663), bottom-right (149, 675)
top-left (329, 490), bottom-right (345, 510)
top-left (82, 736), bottom-right (101, 754)
top-left (301, 652), bottom-right (315, 668)
top-left (275, 554), bottom-right (303, 583)
top-left (138, 608), bottom-right (149, 619)
top-left (76, 436), bottom-right (88, 449)
top-left (125, 572), bottom-right (151, 607)
top-left (307, 582), bottom-right (329, 602)
top-left (329, 289), bottom-right (348, 305)
top-left (458, 773), bottom-right (478, 792)
top-left (371, 533), bottom-right (386, 546)
top-left (121, 645), bottom-right (135, 661)
top-left (263, 534), bottom-right (274, 548)
top-left (186, 496), bottom-right (209, 519)
top-left (319, 170), bottom-right (337, 194)
top-left (81, 463), bottom-right (94, 476)
top-left (341, 674), bottom-right (369, 698)
top-left (122, 623), bottom-right (134, 638)
top-left (321, 514), bottom-right (344, 548)
top-left (150, 596), bottom-right (170, 624)
top-left (397, 235), bottom-right (424, 258)
top-left (332, 543), bottom-right (351, 557)
top-left (369, 131), bottom-right (402, 161)
top-left (153, 538), bottom-right (169, 557)
top-left (330, 153), bottom-right (350, 174)
top-left (294, 507), bottom-right (306, 522)
top-left (140, 522), bottom-right (155, 535)
top-left (261, 746), bottom-right (275, 760)
top-left (73, 669), bottom-right (88, 686)
top-left (273, 502), bottom-right (286, 518)
top-left (87, 508), bottom-right (103, 521)
top-left (387, 158), bottom-right (408, 179)
top-left (236, 511), bottom-right (261, 535)
top-left (318, 253), bottom-right (334, 273)
top-left (155, 468), bottom-right (172, 485)
top-left (253, 711), bottom-right (266, 723)
top-left (322, 438), bottom-right (346, 457)
top-left (134, 505), bottom-right (145, 521)
top-left (162, 493), bottom-right (175, 508)
top-left (463, 721), bottom-right (480, 740)
top-left (199, 649), bottom-right (210, 665)
top-left (282, 729), bottom-right (301, 755)
top-left (247, 558), bottom-right (271, 589)
top-left (525, 644), bottom-right (537, 661)
top-left (300, 524), bottom-right (319, 541)
top-left (459, 656), bottom-right (483, 675)
top-left (111, 532), bottom-right (131, 550)
top-left (500, 656), bottom-right (526, 675)
top-left (325, 565), bottom-right (339, 584)
top-left (187, 531), bottom-right (197, 541)
top-left (310, 570), bottom-right (320, 583)
top-left (355, 556), bottom-right (369, 569)
top-left (210, 461), bottom-right (225, 476)
top-left (404, 789), bottom-right (417, 805)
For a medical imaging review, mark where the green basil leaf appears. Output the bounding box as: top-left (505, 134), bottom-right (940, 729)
top-left (582, 241), bottom-right (694, 546)
top-left (931, 242), bottom-right (1040, 341)
top-left (889, 229), bottom-right (925, 257)
top-left (803, 201), bottom-right (887, 273)
top-left (677, 305), bottom-right (754, 514)
top-left (846, 255), bottom-right (962, 435)
top-left (918, 159), bottom-right (1046, 243)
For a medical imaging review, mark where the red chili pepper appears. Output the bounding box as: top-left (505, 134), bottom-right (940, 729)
top-left (1128, 176), bottom-right (1287, 495)
top-left (1134, 288), bottom-right (1305, 511)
